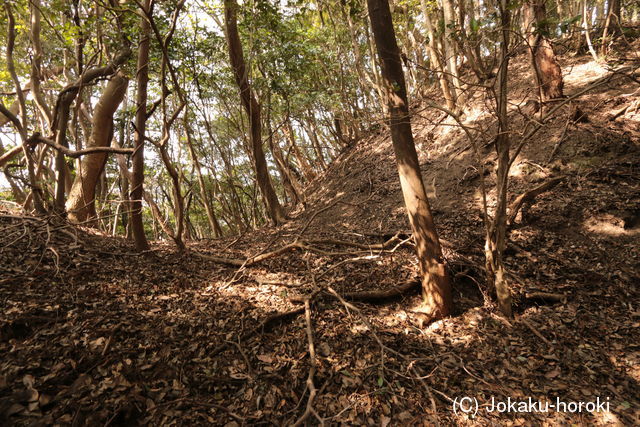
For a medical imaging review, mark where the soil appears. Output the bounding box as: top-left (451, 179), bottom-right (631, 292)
top-left (1, 48), bottom-right (639, 425)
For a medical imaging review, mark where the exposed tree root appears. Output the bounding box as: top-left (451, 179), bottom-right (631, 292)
top-left (508, 177), bottom-right (564, 225)
top-left (342, 279), bottom-right (420, 302)
top-left (212, 279), bottom-right (420, 357)
top-left (192, 234), bottom-right (410, 267)
top-left (292, 299), bottom-right (319, 426)
top-left (289, 279), bottom-right (420, 304)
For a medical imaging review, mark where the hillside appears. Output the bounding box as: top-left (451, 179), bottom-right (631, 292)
top-left (1, 49), bottom-right (639, 426)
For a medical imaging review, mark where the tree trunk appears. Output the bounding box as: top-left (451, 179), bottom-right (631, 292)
top-left (184, 117), bottom-right (223, 238)
top-left (266, 105), bottom-right (304, 206)
top-left (601, 0), bottom-right (621, 54)
top-left (284, 118), bottom-right (316, 182)
top-left (367, 0), bottom-right (452, 320)
top-left (524, 1), bottom-right (564, 100)
top-left (223, 0), bottom-right (287, 225)
top-left (157, 141), bottom-right (186, 251)
top-left (441, 0), bottom-right (461, 99)
top-left (130, 0), bottom-right (151, 250)
top-left (66, 73), bottom-right (128, 223)
top-left (304, 114), bottom-right (328, 171)
top-left (420, 0), bottom-right (457, 111)
top-left (4, 4), bottom-right (45, 214)
top-left (485, 0), bottom-right (513, 318)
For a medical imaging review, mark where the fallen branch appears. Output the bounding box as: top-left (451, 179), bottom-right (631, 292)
top-left (289, 279), bottom-right (421, 304)
top-left (292, 299), bottom-right (319, 427)
top-left (547, 116), bottom-right (572, 164)
top-left (306, 233), bottom-right (403, 251)
top-left (508, 177), bottom-right (564, 225)
top-left (520, 317), bottom-right (553, 346)
top-left (194, 236), bottom-right (409, 268)
top-left (195, 241), bottom-right (306, 267)
top-left (210, 306), bottom-right (305, 356)
top-left (342, 279), bottom-right (420, 302)
top-left (524, 292), bottom-right (567, 303)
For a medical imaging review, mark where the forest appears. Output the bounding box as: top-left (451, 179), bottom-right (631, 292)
top-left (0, 0), bottom-right (638, 424)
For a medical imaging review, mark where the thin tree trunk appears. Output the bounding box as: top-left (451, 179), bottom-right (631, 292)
top-left (485, 0), bottom-right (513, 318)
top-left (304, 114), bottom-right (328, 171)
top-left (367, 0), bottom-right (452, 320)
top-left (223, 0), bottom-right (287, 225)
top-left (28, 0), bottom-right (52, 129)
top-left (184, 116), bottom-right (223, 238)
top-left (441, 0), bottom-right (461, 99)
top-left (4, 4), bottom-right (45, 214)
top-left (266, 103), bottom-right (304, 205)
top-left (284, 118), bottom-right (316, 182)
top-left (582, 1), bottom-right (599, 61)
top-left (130, 0), bottom-right (151, 250)
top-left (157, 140), bottom-right (186, 250)
top-left (601, 0), bottom-right (621, 55)
top-left (420, 0), bottom-right (457, 111)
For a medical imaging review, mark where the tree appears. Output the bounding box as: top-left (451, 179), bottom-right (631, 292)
top-left (66, 73), bottom-right (128, 223)
top-left (130, 0), bottom-right (152, 251)
top-left (485, 0), bottom-right (513, 317)
top-left (366, 0), bottom-right (452, 320)
top-left (601, 0), bottom-right (621, 55)
top-left (223, 0), bottom-right (287, 225)
top-left (524, 0), bottom-right (564, 100)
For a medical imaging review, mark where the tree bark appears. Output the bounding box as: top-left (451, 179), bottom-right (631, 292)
top-left (441, 0), bottom-right (461, 99)
top-left (284, 118), bottom-right (316, 183)
top-left (366, 0), bottom-right (452, 320)
top-left (184, 115), bottom-right (223, 238)
top-left (4, 4), bottom-right (45, 214)
top-left (420, 0), bottom-right (457, 111)
top-left (223, 0), bottom-right (287, 225)
top-left (130, 0), bottom-right (151, 250)
top-left (66, 73), bottom-right (128, 223)
top-left (485, 0), bottom-right (513, 318)
top-left (524, 1), bottom-right (564, 100)
top-left (601, 0), bottom-right (621, 54)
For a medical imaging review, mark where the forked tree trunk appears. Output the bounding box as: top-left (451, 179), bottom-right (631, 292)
top-left (223, 0), bottom-right (287, 225)
top-left (130, 0), bottom-right (151, 250)
top-left (367, 0), bottom-right (452, 320)
top-left (66, 73), bottom-right (128, 223)
top-left (524, 0), bottom-right (564, 100)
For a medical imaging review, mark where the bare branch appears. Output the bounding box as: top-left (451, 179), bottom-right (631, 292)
top-left (27, 133), bottom-right (135, 158)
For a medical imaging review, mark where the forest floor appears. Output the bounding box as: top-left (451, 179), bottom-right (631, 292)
top-left (1, 48), bottom-right (640, 426)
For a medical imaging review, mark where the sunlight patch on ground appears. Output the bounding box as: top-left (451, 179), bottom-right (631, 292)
top-left (203, 280), bottom-right (285, 313)
top-left (562, 61), bottom-right (609, 89)
top-left (463, 105), bottom-right (492, 125)
top-left (583, 215), bottom-right (640, 237)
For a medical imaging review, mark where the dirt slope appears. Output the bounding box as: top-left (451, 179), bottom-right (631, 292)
top-left (1, 50), bottom-right (639, 425)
